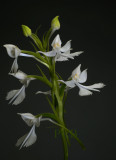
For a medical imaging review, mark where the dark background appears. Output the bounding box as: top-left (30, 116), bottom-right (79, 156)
top-left (0, 1), bottom-right (116, 160)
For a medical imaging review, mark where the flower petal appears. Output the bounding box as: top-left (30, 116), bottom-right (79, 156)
top-left (18, 113), bottom-right (42, 127)
top-left (16, 133), bottom-right (28, 147)
top-left (16, 125), bottom-right (37, 149)
top-left (55, 56), bottom-right (69, 62)
top-left (6, 90), bottom-right (19, 100)
top-left (58, 52), bottom-right (74, 59)
top-left (58, 80), bottom-right (76, 88)
top-left (9, 70), bottom-right (27, 80)
top-left (3, 44), bottom-right (21, 58)
top-left (60, 40), bottom-right (71, 52)
top-left (71, 64), bottom-right (81, 78)
top-left (8, 85), bottom-right (25, 105)
top-left (70, 51), bottom-right (83, 57)
top-left (35, 116), bottom-right (42, 127)
top-left (51, 34), bottom-right (62, 48)
top-left (38, 50), bottom-right (56, 57)
top-left (79, 87), bottom-right (93, 96)
top-left (12, 86), bottom-right (25, 105)
top-left (10, 58), bottom-right (18, 73)
top-left (79, 83), bottom-right (104, 92)
top-left (78, 69), bottom-right (87, 83)
top-left (24, 125), bottom-right (37, 148)
top-left (36, 90), bottom-right (51, 95)
top-left (18, 113), bottom-right (35, 126)
top-left (76, 82), bottom-right (92, 96)
top-left (87, 83), bottom-right (105, 89)
top-left (77, 82), bottom-right (105, 96)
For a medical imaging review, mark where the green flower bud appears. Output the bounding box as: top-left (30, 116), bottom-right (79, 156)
top-left (21, 25), bottom-right (32, 37)
top-left (51, 16), bottom-right (60, 30)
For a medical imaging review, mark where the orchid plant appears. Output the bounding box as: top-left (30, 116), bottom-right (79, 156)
top-left (4, 16), bottom-right (105, 160)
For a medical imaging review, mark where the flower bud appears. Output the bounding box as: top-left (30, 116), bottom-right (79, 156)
top-left (51, 16), bottom-right (60, 31)
top-left (21, 25), bottom-right (32, 37)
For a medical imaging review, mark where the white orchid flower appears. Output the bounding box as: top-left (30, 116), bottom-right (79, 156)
top-left (16, 113), bottom-right (57, 149)
top-left (3, 44), bottom-right (33, 73)
top-left (6, 70), bottom-right (33, 105)
top-left (38, 34), bottom-right (83, 61)
top-left (59, 64), bottom-right (105, 96)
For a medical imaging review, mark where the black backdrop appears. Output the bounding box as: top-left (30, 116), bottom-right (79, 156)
top-left (0, 1), bottom-right (116, 160)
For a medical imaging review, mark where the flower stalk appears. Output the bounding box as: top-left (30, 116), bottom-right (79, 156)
top-left (49, 56), bottom-right (69, 160)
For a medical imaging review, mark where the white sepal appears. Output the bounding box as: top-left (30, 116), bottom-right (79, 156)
top-left (58, 52), bottom-right (74, 59)
top-left (87, 83), bottom-right (105, 89)
top-left (78, 69), bottom-right (87, 83)
top-left (70, 51), bottom-right (83, 57)
top-left (60, 40), bottom-right (71, 52)
top-left (38, 50), bottom-right (56, 57)
top-left (78, 87), bottom-right (93, 96)
top-left (58, 80), bottom-right (76, 88)
top-left (9, 70), bottom-right (27, 80)
top-left (18, 113), bottom-right (36, 126)
top-left (36, 90), bottom-right (51, 95)
top-left (71, 64), bottom-right (81, 79)
top-left (51, 34), bottom-right (62, 49)
top-left (18, 113), bottom-right (42, 127)
top-left (55, 56), bottom-right (69, 62)
top-left (3, 44), bottom-right (21, 58)
top-left (10, 58), bottom-right (18, 73)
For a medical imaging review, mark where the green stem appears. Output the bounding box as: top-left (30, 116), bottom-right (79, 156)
top-left (50, 58), bottom-right (69, 160)
top-left (61, 128), bottom-right (68, 160)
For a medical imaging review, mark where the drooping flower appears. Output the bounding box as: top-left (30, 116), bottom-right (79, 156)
top-left (3, 44), bottom-right (33, 73)
top-left (38, 34), bottom-right (83, 61)
top-left (6, 70), bottom-right (34, 105)
top-left (16, 113), bottom-right (57, 149)
top-left (59, 64), bottom-right (105, 96)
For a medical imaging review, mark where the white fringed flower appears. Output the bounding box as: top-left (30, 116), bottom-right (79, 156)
top-left (38, 34), bottom-right (83, 61)
top-left (16, 113), bottom-right (57, 149)
top-left (16, 113), bottom-right (42, 149)
top-left (6, 70), bottom-right (33, 105)
top-left (3, 44), bottom-right (33, 73)
top-left (59, 64), bottom-right (105, 96)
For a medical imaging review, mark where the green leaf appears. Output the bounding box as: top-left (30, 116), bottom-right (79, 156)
top-left (59, 83), bottom-right (66, 99)
top-left (31, 33), bottom-right (43, 50)
top-left (30, 41), bottom-right (38, 52)
top-left (27, 75), bottom-right (52, 88)
top-left (35, 112), bottom-right (57, 121)
top-left (55, 71), bottom-right (63, 80)
top-left (53, 122), bottom-right (86, 150)
top-left (42, 28), bottom-right (52, 50)
top-left (46, 97), bottom-right (59, 120)
top-left (36, 65), bottom-right (47, 78)
top-left (35, 25), bottom-right (41, 35)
